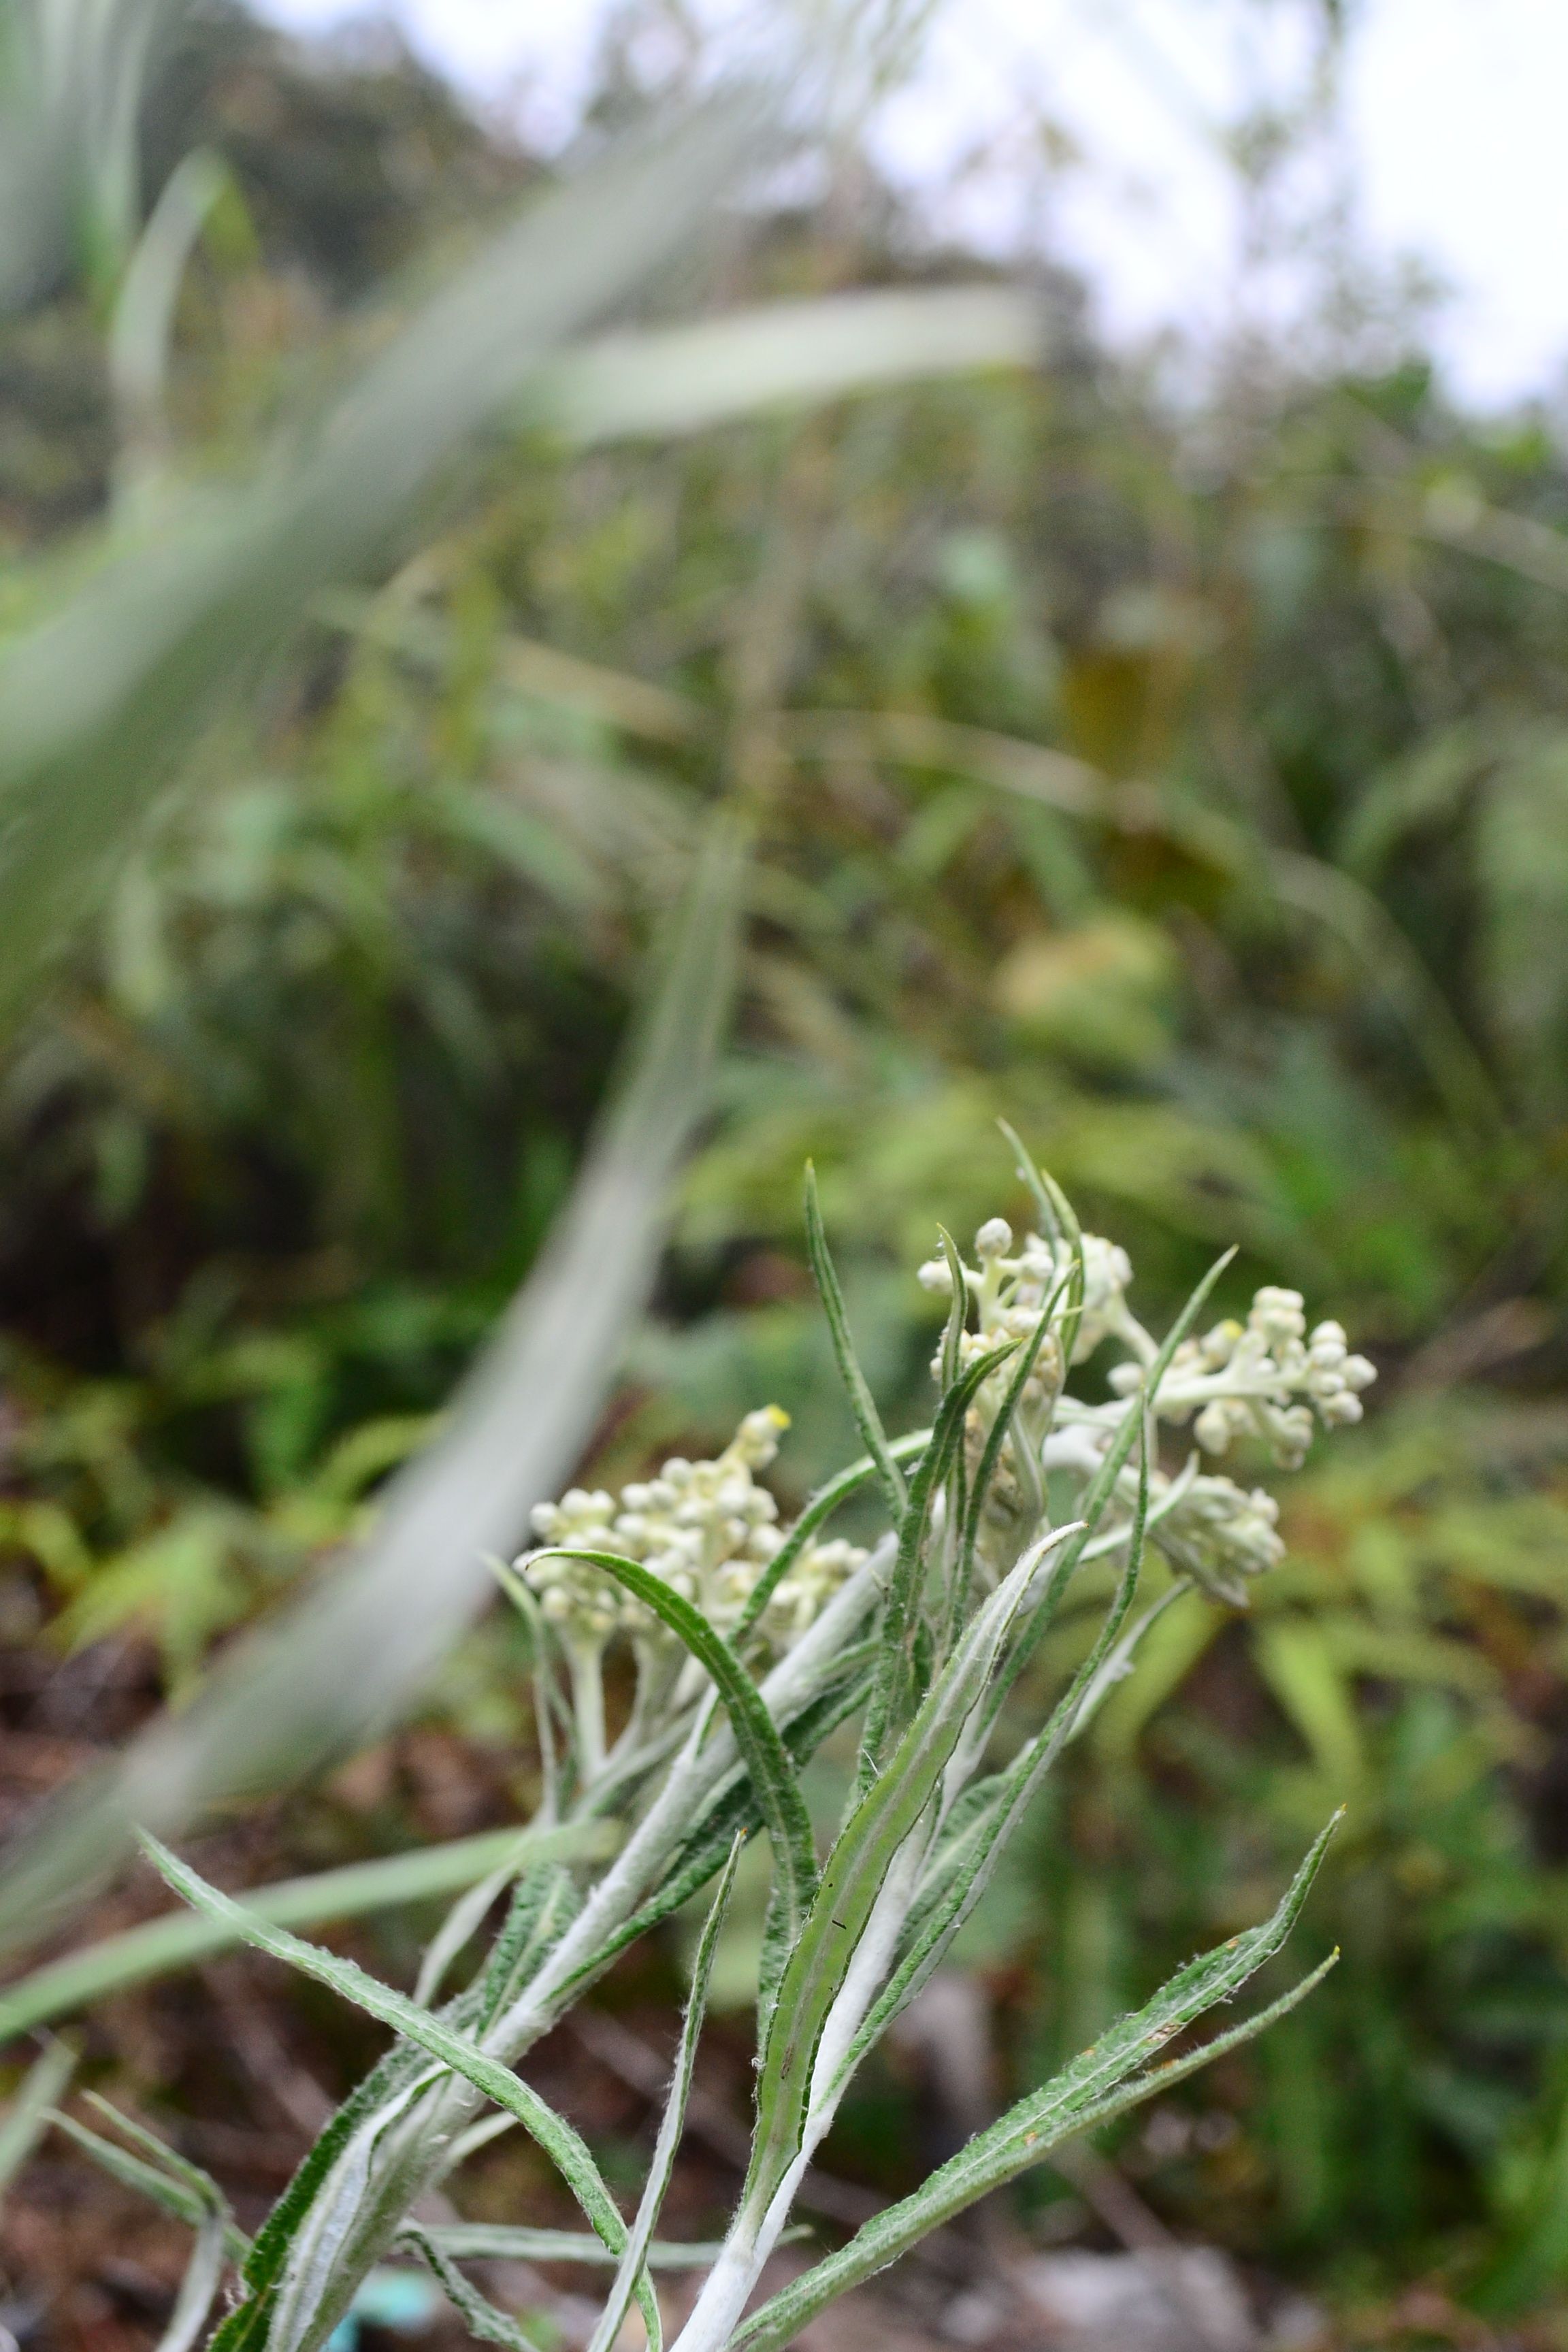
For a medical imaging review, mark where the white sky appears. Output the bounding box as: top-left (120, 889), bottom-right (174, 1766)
top-left (254, 0), bottom-right (1568, 409)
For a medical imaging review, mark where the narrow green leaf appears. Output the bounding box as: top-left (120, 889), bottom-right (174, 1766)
top-left (986, 1245), bottom-right (1236, 1725)
top-left (731, 1431), bottom-right (928, 1646)
top-left (860, 1340), bottom-right (1017, 1774)
top-left (530, 1550), bottom-right (817, 1950)
top-left (949, 1265), bottom-right (1071, 1647)
top-left (803, 1164), bottom-right (906, 1520)
top-left (137, 1834), bottom-right (655, 2344)
top-left (549, 287), bottom-right (1041, 444)
top-left (734, 1827), bottom-right (1341, 2352)
top-left (749, 1541), bottom-right (1050, 2213)
top-left (0, 102), bottom-right (760, 1022)
top-left (0, 2039), bottom-right (76, 2195)
top-left (416, 2227), bottom-right (736, 2269)
top-left (585, 1838), bottom-right (742, 2352)
top-left (401, 2227), bottom-right (552, 2352)
top-left (0, 1825), bottom-right (612, 2044)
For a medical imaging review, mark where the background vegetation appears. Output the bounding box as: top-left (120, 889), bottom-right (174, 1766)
top-left (5, 0), bottom-right (1568, 2339)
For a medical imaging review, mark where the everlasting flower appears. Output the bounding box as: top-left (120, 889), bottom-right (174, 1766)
top-left (523, 1407), bottom-right (865, 1654)
top-left (1152, 1473), bottom-right (1286, 1606)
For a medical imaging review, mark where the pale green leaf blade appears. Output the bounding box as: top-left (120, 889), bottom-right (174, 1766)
top-left (0, 102), bottom-right (757, 1019)
top-left (0, 1823), bottom-right (613, 2042)
top-left (0, 815), bottom-right (745, 1955)
top-left (550, 287), bottom-right (1040, 443)
top-left (0, 2038), bottom-right (75, 2197)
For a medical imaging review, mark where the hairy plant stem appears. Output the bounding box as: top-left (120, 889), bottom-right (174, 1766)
top-left (277, 1543), bottom-right (896, 2352)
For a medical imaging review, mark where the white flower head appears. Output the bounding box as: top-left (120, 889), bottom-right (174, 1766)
top-left (520, 1405), bottom-right (860, 1654)
top-left (1155, 1474), bottom-right (1286, 1606)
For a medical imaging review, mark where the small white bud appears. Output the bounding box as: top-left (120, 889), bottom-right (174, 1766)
top-left (975, 1218), bottom-right (1013, 1260)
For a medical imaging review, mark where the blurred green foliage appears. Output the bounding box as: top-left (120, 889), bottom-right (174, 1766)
top-left (5, 0), bottom-right (1568, 2311)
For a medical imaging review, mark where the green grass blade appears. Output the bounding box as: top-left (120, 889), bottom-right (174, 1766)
top-left (0, 101), bottom-right (757, 1024)
top-left (532, 1550), bottom-right (817, 1949)
top-left (137, 1834), bottom-right (653, 2336)
top-left (0, 1825), bottom-right (612, 2043)
top-left (549, 287), bottom-right (1041, 444)
top-left (0, 2038), bottom-right (76, 2195)
top-left (0, 815), bottom-right (745, 1957)
top-left (802, 1164), bottom-right (906, 1520)
top-left (996, 1124), bottom-right (1086, 1364)
top-left (585, 1837), bottom-right (742, 2352)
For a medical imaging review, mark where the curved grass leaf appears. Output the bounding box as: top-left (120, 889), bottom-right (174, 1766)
top-left (549, 287), bottom-right (1041, 445)
top-left (0, 101), bottom-right (760, 1022)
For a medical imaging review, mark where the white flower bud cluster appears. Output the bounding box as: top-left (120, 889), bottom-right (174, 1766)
top-left (918, 1218), bottom-right (1134, 1376)
top-left (1149, 1288), bottom-right (1377, 1470)
top-left (1150, 1473), bottom-right (1286, 1607)
top-left (522, 1407), bottom-right (864, 1654)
